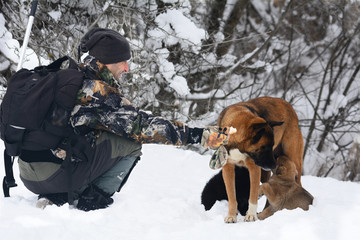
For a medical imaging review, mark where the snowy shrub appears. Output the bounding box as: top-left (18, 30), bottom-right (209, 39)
top-left (0, 0), bottom-right (359, 180)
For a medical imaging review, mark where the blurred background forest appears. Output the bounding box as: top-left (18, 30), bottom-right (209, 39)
top-left (0, 0), bottom-right (359, 181)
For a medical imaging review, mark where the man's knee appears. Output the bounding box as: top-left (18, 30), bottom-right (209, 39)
top-left (97, 132), bottom-right (142, 158)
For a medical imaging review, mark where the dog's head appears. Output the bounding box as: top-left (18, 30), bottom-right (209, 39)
top-left (274, 156), bottom-right (297, 181)
top-left (226, 115), bottom-right (283, 171)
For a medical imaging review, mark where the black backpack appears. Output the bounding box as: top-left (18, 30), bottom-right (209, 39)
top-left (0, 56), bottom-right (92, 199)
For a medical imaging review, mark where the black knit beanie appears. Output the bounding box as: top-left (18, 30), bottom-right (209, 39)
top-left (79, 28), bottom-right (131, 64)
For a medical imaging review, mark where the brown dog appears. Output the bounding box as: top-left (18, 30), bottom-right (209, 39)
top-left (218, 97), bottom-right (303, 222)
top-left (257, 155), bottom-right (314, 220)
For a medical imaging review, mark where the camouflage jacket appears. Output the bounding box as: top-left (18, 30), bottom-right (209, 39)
top-left (70, 56), bottom-right (203, 146)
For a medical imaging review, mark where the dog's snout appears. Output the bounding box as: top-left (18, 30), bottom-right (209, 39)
top-left (260, 157), bottom-right (276, 170)
top-left (268, 160), bottom-right (276, 169)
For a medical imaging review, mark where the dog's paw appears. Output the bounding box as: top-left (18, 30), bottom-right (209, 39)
top-left (244, 203), bottom-right (258, 222)
top-left (257, 212), bottom-right (265, 220)
top-left (244, 213), bottom-right (258, 222)
top-left (224, 215), bottom-right (237, 223)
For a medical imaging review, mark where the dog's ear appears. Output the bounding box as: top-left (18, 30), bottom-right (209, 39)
top-left (251, 117), bottom-right (267, 130)
top-left (268, 121), bottom-right (284, 128)
top-left (276, 166), bottom-right (284, 176)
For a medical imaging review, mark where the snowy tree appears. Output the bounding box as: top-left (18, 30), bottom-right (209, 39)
top-left (0, 0), bottom-right (359, 180)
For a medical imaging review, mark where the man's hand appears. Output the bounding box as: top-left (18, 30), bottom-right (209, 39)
top-left (201, 126), bottom-right (236, 149)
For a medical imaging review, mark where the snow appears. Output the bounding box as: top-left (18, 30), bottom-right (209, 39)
top-left (48, 10), bottom-right (61, 22)
top-left (155, 9), bottom-right (206, 48)
top-left (1, 3), bottom-right (360, 237)
top-left (148, 9), bottom-right (206, 53)
top-left (169, 75), bottom-right (190, 96)
top-left (0, 14), bottom-right (21, 66)
top-left (1, 143), bottom-right (360, 240)
top-left (155, 48), bottom-right (175, 80)
top-left (323, 91), bottom-right (348, 119)
top-left (0, 55), bottom-right (10, 72)
top-left (0, 13), bottom-right (48, 70)
top-left (154, 48), bottom-right (190, 96)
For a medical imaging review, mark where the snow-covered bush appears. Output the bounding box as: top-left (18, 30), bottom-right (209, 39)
top-left (0, 0), bottom-right (359, 180)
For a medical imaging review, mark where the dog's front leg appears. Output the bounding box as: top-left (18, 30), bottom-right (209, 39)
top-left (257, 183), bottom-right (275, 220)
top-left (257, 206), bottom-right (275, 220)
top-left (245, 160), bottom-right (261, 222)
top-left (222, 163), bottom-right (237, 223)
top-left (258, 185), bottom-right (264, 197)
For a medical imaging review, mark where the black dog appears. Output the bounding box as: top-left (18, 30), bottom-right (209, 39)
top-left (201, 166), bottom-right (250, 216)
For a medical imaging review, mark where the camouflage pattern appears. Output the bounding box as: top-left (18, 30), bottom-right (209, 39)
top-left (209, 145), bottom-right (228, 169)
top-left (70, 56), bottom-right (197, 146)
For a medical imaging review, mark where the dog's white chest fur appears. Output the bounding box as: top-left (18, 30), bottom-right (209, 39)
top-left (228, 149), bottom-right (248, 165)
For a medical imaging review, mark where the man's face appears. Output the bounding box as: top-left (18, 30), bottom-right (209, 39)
top-left (105, 61), bottom-right (129, 80)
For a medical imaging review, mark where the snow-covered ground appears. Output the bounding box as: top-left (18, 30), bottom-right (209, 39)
top-left (1, 143), bottom-right (360, 240)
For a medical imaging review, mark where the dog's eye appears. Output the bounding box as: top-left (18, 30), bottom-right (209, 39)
top-left (251, 129), bottom-right (265, 144)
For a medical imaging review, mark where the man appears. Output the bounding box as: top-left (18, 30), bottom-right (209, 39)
top-left (18, 28), bottom-right (228, 211)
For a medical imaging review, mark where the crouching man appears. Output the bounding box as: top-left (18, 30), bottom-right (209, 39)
top-left (18, 28), bottom-right (228, 211)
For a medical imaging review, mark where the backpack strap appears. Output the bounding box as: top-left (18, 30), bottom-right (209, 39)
top-left (34, 56), bottom-right (79, 74)
top-left (47, 56), bottom-right (77, 70)
top-left (60, 135), bottom-right (75, 206)
top-left (2, 150), bottom-right (17, 197)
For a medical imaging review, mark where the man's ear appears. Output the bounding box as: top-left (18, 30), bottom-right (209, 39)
top-left (268, 121), bottom-right (284, 128)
